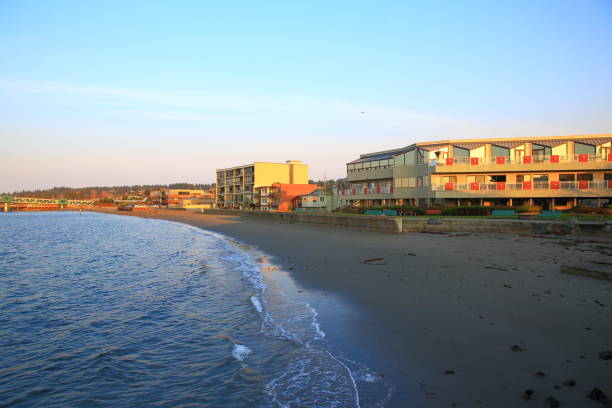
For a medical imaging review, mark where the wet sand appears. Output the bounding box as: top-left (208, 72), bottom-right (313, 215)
top-left (91, 208), bottom-right (612, 407)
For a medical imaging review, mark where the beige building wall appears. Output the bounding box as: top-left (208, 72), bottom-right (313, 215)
top-left (252, 161), bottom-right (309, 187)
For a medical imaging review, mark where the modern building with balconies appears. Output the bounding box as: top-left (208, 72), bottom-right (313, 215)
top-left (215, 161), bottom-right (309, 209)
top-left (341, 134), bottom-right (612, 209)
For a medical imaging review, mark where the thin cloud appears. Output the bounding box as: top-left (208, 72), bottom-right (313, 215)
top-left (0, 77), bottom-right (485, 133)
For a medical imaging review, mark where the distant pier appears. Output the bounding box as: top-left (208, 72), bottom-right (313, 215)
top-left (1, 195), bottom-right (95, 212)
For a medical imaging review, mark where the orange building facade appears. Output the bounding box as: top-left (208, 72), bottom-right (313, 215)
top-left (254, 183), bottom-right (318, 211)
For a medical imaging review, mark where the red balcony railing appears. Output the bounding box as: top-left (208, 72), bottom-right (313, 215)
top-left (437, 154), bottom-right (611, 166)
top-left (433, 181), bottom-right (611, 191)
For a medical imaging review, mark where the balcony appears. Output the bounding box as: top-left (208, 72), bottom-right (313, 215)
top-left (434, 154), bottom-right (612, 173)
top-left (432, 180), bottom-right (611, 198)
top-left (347, 166), bottom-right (394, 181)
top-left (339, 187), bottom-right (394, 199)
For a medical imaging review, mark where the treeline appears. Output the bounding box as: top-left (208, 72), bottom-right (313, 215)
top-left (308, 178), bottom-right (345, 189)
top-left (12, 183), bottom-right (215, 199)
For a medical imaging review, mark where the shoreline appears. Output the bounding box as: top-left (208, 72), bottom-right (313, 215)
top-left (79, 209), bottom-right (612, 406)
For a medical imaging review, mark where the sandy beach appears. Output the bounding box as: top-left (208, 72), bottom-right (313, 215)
top-left (91, 208), bottom-right (612, 407)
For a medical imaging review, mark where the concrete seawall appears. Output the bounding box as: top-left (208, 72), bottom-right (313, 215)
top-left (204, 209), bottom-right (611, 235)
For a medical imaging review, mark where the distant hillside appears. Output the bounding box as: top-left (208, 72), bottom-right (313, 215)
top-left (11, 183), bottom-right (215, 199)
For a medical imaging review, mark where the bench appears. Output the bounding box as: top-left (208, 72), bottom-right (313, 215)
top-left (491, 210), bottom-right (516, 216)
top-left (425, 209), bottom-right (441, 215)
top-left (294, 208), bottom-right (305, 213)
top-left (364, 209), bottom-right (383, 215)
top-left (539, 210), bottom-right (562, 219)
top-left (382, 210), bottom-right (397, 216)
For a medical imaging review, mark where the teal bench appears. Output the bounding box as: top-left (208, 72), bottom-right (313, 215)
top-left (294, 208), bottom-right (305, 213)
top-left (491, 210), bottom-right (516, 216)
top-left (383, 210), bottom-right (397, 216)
top-left (364, 210), bottom-right (383, 215)
top-left (539, 210), bottom-right (562, 219)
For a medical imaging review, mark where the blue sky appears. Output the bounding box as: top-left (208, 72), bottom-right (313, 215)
top-left (1, 0), bottom-right (611, 192)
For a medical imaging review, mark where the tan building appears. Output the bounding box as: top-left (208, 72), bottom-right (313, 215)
top-left (341, 134), bottom-right (612, 209)
top-left (216, 161), bottom-right (309, 209)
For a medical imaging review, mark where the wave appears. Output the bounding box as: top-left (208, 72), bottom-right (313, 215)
top-left (158, 222), bottom-right (391, 407)
top-left (231, 343), bottom-right (252, 361)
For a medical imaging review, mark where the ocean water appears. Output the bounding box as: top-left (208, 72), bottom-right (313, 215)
top-left (0, 212), bottom-right (390, 407)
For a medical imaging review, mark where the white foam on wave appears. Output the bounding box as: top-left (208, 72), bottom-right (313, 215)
top-left (167, 224), bottom-right (389, 407)
top-left (304, 303), bottom-right (326, 340)
top-left (250, 295), bottom-right (263, 313)
top-left (232, 343), bottom-right (252, 361)
top-left (362, 373), bottom-right (377, 383)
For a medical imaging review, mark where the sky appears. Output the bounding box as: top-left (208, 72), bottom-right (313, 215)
top-left (1, 0), bottom-right (611, 193)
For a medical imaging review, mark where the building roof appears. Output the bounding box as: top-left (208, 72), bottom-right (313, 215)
top-left (347, 144), bottom-right (416, 164)
top-left (349, 134), bottom-right (612, 162)
top-left (416, 134), bottom-right (612, 150)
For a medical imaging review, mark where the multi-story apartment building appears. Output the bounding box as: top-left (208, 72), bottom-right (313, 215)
top-left (341, 134), bottom-right (612, 209)
top-left (216, 161), bottom-right (308, 209)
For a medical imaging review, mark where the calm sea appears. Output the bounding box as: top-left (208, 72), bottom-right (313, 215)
top-left (0, 211), bottom-right (389, 408)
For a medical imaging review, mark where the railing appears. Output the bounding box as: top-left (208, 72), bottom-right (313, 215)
top-left (340, 187), bottom-right (394, 195)
top-left (347, 165), bottom-right (394, 173)
top-left (433, 180), bottom-right (612, 191)
top-left (436, 153), bottom-right (611, 166)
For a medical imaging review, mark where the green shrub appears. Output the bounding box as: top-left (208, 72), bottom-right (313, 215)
top-left (440, 206), bottom-right (491, 216)
top-left (516, 205), bottom-right (542, 213)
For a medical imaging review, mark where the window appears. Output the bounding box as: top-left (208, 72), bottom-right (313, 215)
top-left (178, 191), bottom-right (190, 195)
top-left (516, 175), bottom-right (531, 183)
top-left (559, 174), bottom-right (575, 181)
top-left (532, 144), bottom-right (551, 158)
top-left (604, 173), bottom-right (612, 181)
top-left (575, 142), bottom-right (595, 155)
top-left (454, 146), bottom-right (470, 158)
top-left (442, 176), bottom-right (457, 184)
top-left (417, 150), bottom-right (426, 164)
top-left (533, 174), bottom-right (548, 182)
top-left (467, 175), bottom-right (485, 183)
top-left (416, 177), bottom-right (429, 186)
top-left (492, 145), bottom-right (510, 158)
top-left (489, 175), bottom-right (507, 182)
top-left (577, 173), bottom-right (593, 181)
top-left (320, 196), bottom-right (325, 202)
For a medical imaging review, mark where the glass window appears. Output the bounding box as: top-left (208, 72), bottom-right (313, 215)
top-left (454, 146), bottom-right (469, 158)
top-left (442, 176), bottom-right (457, 183)
top-left (577, 173), bottom-right (593, 181)
top-left (417, 150), bottom-right (426, 164)
top-left (492, 145), bottom-right (510, 158)
top-left (533, 174), bottom-right (548, 182)
top-left (575, 142), bottom-right (596, 155)
top-left (467, 175), bottom-right (485, 183)
top-left (489, 175), bottom-right (507, 182)
top-left (604, 173), bottom-right (612, 181)
top-left (559, 174), bottom-right (575, 181)
top-left (532, 144), bottom-right (551, 156)
top-left (517, 175), bottom-right (531, 183)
